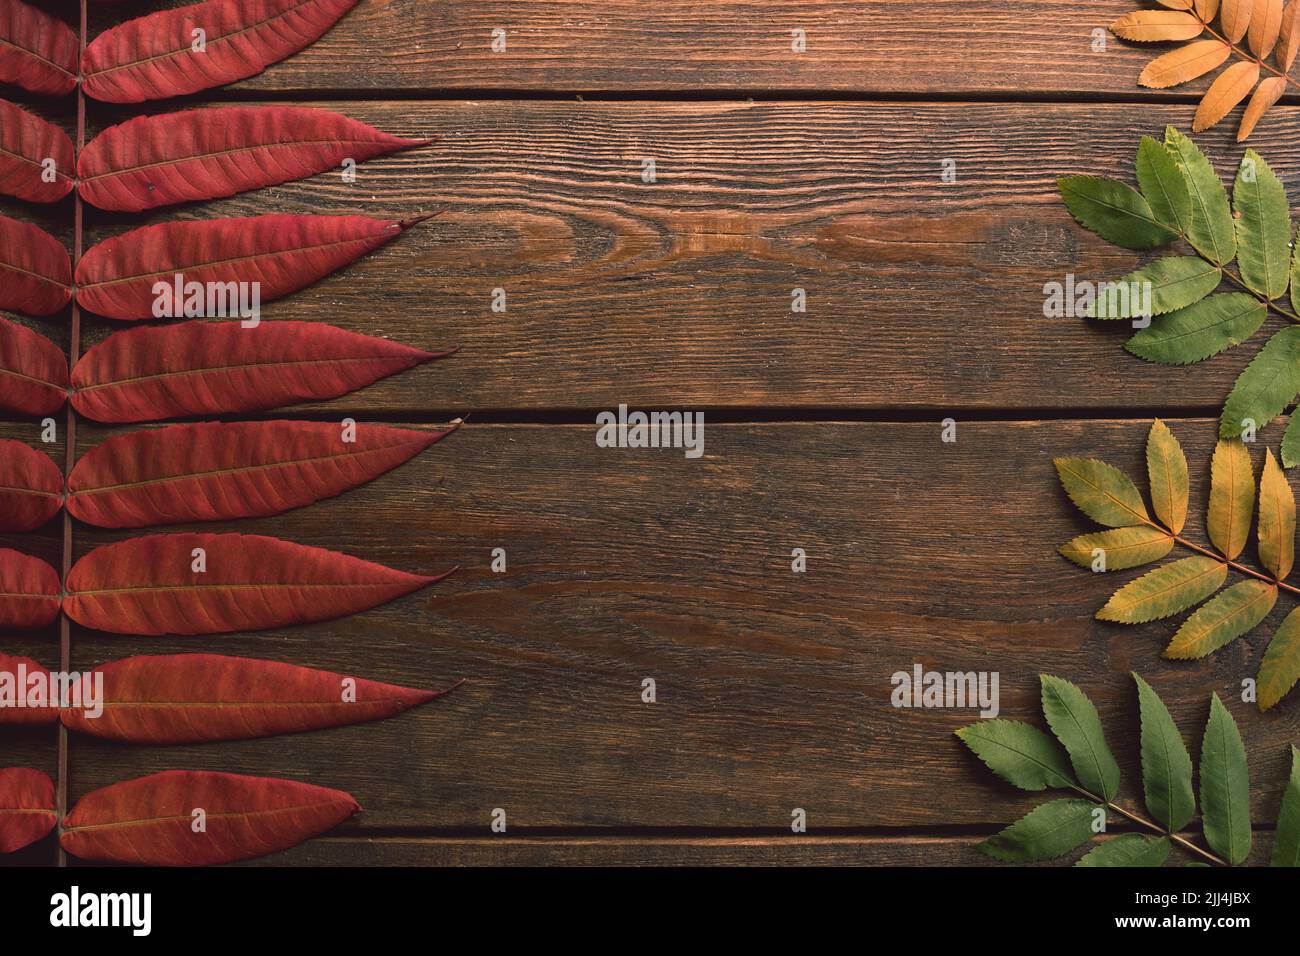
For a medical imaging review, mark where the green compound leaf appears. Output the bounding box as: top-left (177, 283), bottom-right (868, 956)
top-left (1076, 833), bottom-right (1171, 867)
top-left (1041, 675), bottom-right (1121, 801)
top-left (1097, 555), bottom-right (1228, 624)
top-left (1125, 293), bottom-right (1265, 366)
top-left (1058, 176), bottom-right (1179, 249)
top-left (1134, 674), bottom-right (1195, 832)
top-left (955, 720), bottom-right (1076, 791)
top-left (1220, 327), bottom-right (1300, 439)
top-left (1165, 126), bottom-right (1235, 266)
top-left (1086, 256), bottom-right (1220, 320)
top-left (1147, 419), bottom-right (1189, 534)
top-left (978, 798), bottom-right (1100, 863)
top-left (1291, 235), bottom-right (1300, 315)
top-left (1200, 694), bottom-right (1252, 866)
top-left (1258, 606), bottom-right (1300, 711)
top-left (1054, 458), bottom-right (1150, 528)
top-left (1136, 135), bottom-right (1192, 234)
top-left (1163, 579), bottom-right (1277, 659)
top-left (1233, 149), bottom-right (1292, 300)
top-left (1059, 527), bottom-right (1173, 571)
top-left (1207, 438), bottom-right (1255, 559)
top-left (1283, 414), bottom-right (1300, 469)
top-left (1272, 746), bottom-right (1300, 867)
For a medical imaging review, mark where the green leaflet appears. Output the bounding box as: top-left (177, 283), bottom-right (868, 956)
top-left (1283, 414), bottom-right (1300, 469)
top-left (1220, 327), bottom-right (1300, 438)
top-left (1291, 237), bottom-right (1300, 315)
top-left (1200, 694), bottom-right (1252, 866)
top-left (1207, 438), bottom-right (1254, 559)
top-left (1146, 420), bottom-right (1189, 534)
top-left (1086, 256), bottom-right (1220, 320)
top-left (1040, 675), bottom-right (1121, 801)
top-left (955, 720), bottom-right (1076, 791)
top-left (1059, 526), bottom-right (1173, 571)
top-left (1258, 606), bottom-right (1300, 711)
top-left (1076, 834), bottom-right (1171, 867)
top-left (978, 798), bottom-right (1100, 863)
top-left (1097, 555), bottom-right (1228, 624)
top-left (1257, 449), bottom-right (1295, 580)
top-left (1125, 293), bottom-right (1265, 366)
top-left (1134, 674), bottom-right (1195, 832)
top-left (1165, 127), bottom-right (1235, 266)
top-left (1233, 149), bottom-right (1292, 300)
top-left (1136, 135), bottom-right (1192, 235)
top-left (1163, 579), bottom-right (1277, 659)
top-left (1272, 746), bottom-right (1300, 867)
top-left (1054, 458), bottom-right (1150, 527)
top-left (1058, 175), bottom-right (1179, 250)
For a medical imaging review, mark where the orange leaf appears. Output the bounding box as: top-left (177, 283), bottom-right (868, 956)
top-left (1249, 0), bottom-right (1284, 54)
top-left (1238, 75), bottom-right (1287, 138)
top-left (1140, 39), bottom-right (1232, 86)
top-left (1157, 0), bottom-right (1195, 7)
top-left (1111, 10), bottom-right (1205, 41)
top-left (1222, 0), bottom-right (1255, 42)
top-left (1278, 0), bottom-right (1300, 68)
top-left (1198, 0), bottom-right (1223, 20)
top-left (1194, 60), bottom-right (1261, 130)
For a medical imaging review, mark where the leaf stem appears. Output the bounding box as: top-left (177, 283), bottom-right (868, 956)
top-left (1070, 784), bottom-right (1228, 866)
top-left (1170, 532), bottom-right (1300, 596)
top-left (1198, 17), bottom-right (1300, 91)
top-left (1218, 263), bottom-right (1300, 323)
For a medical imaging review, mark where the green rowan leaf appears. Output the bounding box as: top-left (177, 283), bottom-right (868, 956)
top-left (1220, 327), bottom-right (1300, 439)
top-left (1200, 694), bottom-right (1252, 866)
top-left (1097, 555), bottom-right (1228, 623)
top-left (1076, 833), bottom-right (1171, 867)
top-left (1233, 149), bottom-right (1292, 300)
top-left (1282, 413), bottom-right (1300, 469)
top-left (1164, 579), bottom-right (1276, 659)
top-left (1272, 746), bottom-right (1300, 866)
top-left (1054, 458), bottom-right (1150, 527)
top-left (1087, 256), bottom-right (1220, 320)
top-left (1041, 675), bottom-right (1121, 801)
top-left (955, 720), bottom-right (1076, 791)
top-left (1059, 527), bottom-right (1173, 570)
top-left (1207, 438), bottom-right (1255, 558)
top-left (1258, 606), bottom-right (1300, 711)
top-left (1137, 135), bottom-right (1192, 233)
top-left (1124, 293), bottom-right (1265, 366)
top-left (1147, 419), bottom-right (1189, 534)
top-left (978, 798), bottom-right (1100, 863)
top-left (1134, 673), bottom-right (1195, 832)
top-left (1058, 175), bottom-right (1179, 249)
top-left (1165, 126), bottom-right (1235, 266)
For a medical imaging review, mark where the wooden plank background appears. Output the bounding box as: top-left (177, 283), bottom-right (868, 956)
top-left (3, 0), bottom-right (1299, 866)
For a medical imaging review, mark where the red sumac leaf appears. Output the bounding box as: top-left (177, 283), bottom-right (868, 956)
top-left (0, 99), bottom-right (74, 203)
top-left (61, 770), bottom-right (359, 865)
top-left (65, 532), bottom-right (450, 635)
top-left (0, 767), bottom-right (56, 853)
top-left (0, 318), bottom-right (69, 417)
top-left (76, 214), bottom-right (426, 320)
top-left (0, 0), bottom-right (78, 96)
top-left (62, 653), bottom-right (459, 744)
top-left (67, 420), bottom-right (456, 528)
top-left (0, 547), bottom-right (60, 630)
top-left (0, 215), bottom-right (72, 316)
top-left (71, 320), bottom-right (450, 423)
top-left (79, 106), bottom-right (427, 212)
top-left (81, 0), bottom-right (360, 103)
top-left (0, 440), bottom-right (62, 531)
top-left (0, 653), bottom-right (58, 725)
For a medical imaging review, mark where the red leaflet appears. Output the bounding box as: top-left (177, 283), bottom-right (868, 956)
top-left (0, 653), bottom-right (59, 725)
top-left (0, 768), bottom-right (56, 854)
top-left (0, 215), bottom-right (72, 316)
top-left (0, 548), bottom-right (60, 630)
top-left (61, 770), bottom-right (359, 865)
top-left (0, 318), bottom-right (69, 417)
top-left (82, 0), bottom-right (360, 103)
top-left (65, 532), bottom-right (449, 635)
top-left (76, 214), bottom-right (427, 320)
top-left (79, 106), bottom-right (427, 212)
top-left (71, 321), bottom-right (449, 423)
top-left (62, 653), bottom-right (459, 744)
top-left (0, 0), bottom-right (77, 96)
top-left (0, 440), bottom-right (62, 531)
top-left (68, 420), bottom-right (455, 528)
top-left (0, 99), bottom-right (74, 203)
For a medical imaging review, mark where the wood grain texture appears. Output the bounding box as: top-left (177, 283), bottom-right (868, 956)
top-left (59, 420), bottom-right (1300, 838)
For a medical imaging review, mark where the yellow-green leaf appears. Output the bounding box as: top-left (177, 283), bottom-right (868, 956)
top-left (1136, 135), bottom-right (1193, 233)
top-left (1054, 458), bottom-right (1151, 527)
top-left (1258, 606), bottom-right (1300, 710)
top-left (1165, 126), bottom-right (1235, 266)
top-left (1257, 448), bottom-right (1295, 578)
top-left (1163, 578), bottom-right (1277, 658)
top-left (1060, 527), bottom-right (1174, 571)
top-left (1098, 555), bottom-right (1228, 623)
top-left (1125, 293), bottom-right (1265, 366)
top-left (1147, 419), bottom-right (1190, 533)
top-left (1207, 438), bottom-right (1255, 559)
top-left (1086, 257), bottom-right (1221, 320)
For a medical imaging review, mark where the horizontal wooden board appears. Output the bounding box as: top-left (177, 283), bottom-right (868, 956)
top-left (0, 101), bottom-right (1272, 415)
top-left (48, 419), bottom-right (1300, 841)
